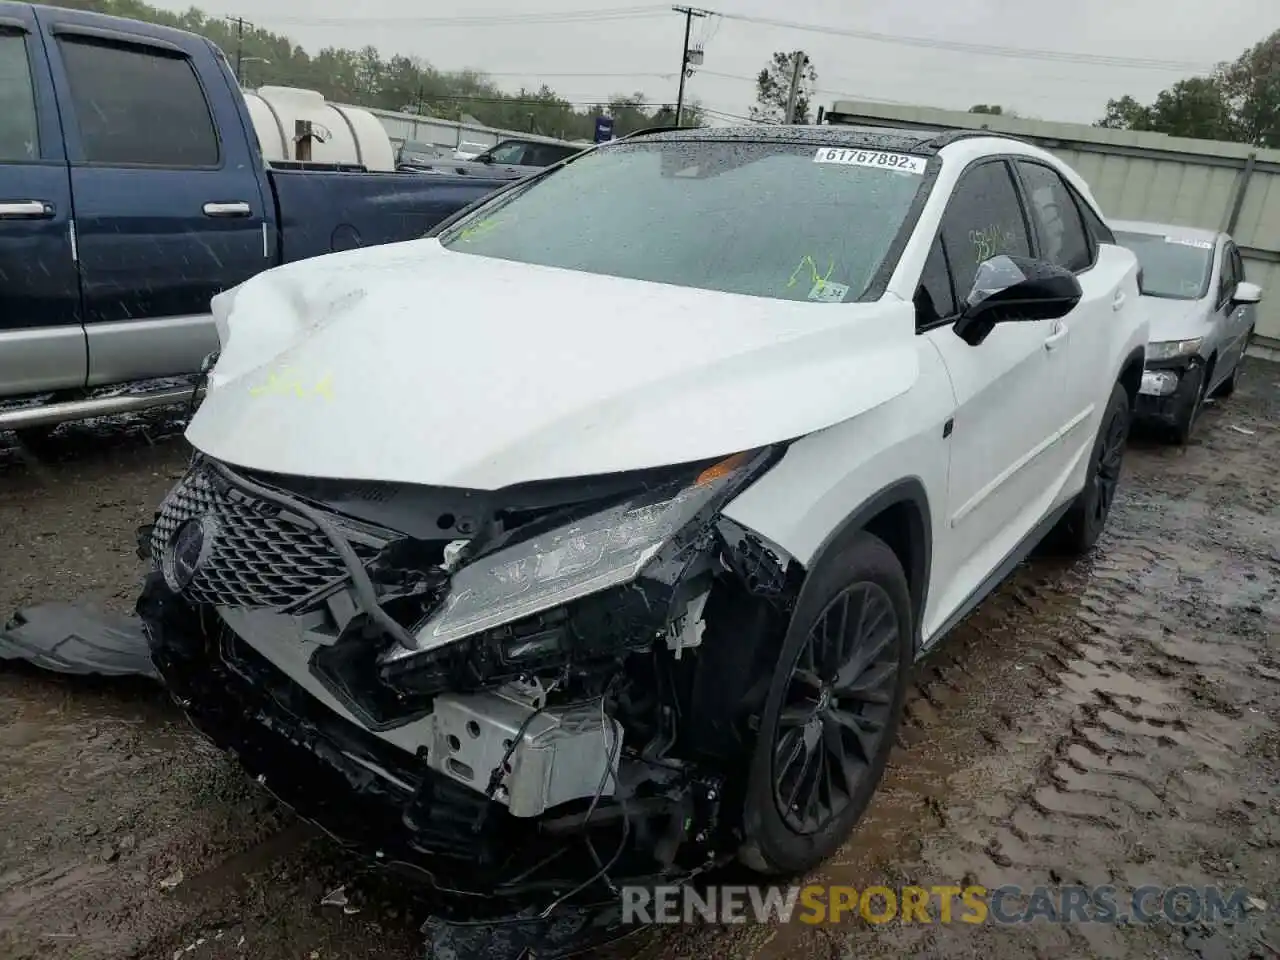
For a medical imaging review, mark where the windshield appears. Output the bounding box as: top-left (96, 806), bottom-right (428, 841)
top-left (1115, 230), bottom-right (1215, 300)
top-left (439, 140), bottom-right (929, 303)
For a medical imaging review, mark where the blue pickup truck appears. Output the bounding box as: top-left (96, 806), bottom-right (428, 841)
top-left (0, 2), bottom-right (507, 435)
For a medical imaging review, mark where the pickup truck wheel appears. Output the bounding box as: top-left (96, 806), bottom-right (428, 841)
top-left (1045, 381), bottom-right (1130, 557)
top-left (738, 532), bottom-right (911, 877)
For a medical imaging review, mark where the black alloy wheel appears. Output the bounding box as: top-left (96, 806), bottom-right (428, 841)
top-left (739, 532), bottom-right (912, 877)
top-left (1092, 399), bottom-right (1128, 527)
top-left (773, 582), bottom-right (899, 834)
top-left (1044, 380), bottom-right (1131, 557)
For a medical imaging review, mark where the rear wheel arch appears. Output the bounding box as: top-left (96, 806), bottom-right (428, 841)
top-left (798, 478), bottom-right (931, 650)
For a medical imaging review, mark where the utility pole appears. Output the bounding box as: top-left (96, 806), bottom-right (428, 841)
top-left (783, 51), bottom-right (806, 124)
top-left (672, 6), bottom-right (708, 126)
top-left (226, 15), bottom-right (251, 83)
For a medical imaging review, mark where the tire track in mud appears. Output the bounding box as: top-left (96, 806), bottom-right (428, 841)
top-left (639, 372), bottom-right (1280, 960)
top-left (2, 369), bottom-right (1279, 960)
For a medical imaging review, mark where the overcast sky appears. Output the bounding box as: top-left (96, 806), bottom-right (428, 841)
top-left (162, 0), bottom-right (1278, 124)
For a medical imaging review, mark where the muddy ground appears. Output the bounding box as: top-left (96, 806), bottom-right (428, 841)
top-left (1, 363), bottom-right (1278, 960)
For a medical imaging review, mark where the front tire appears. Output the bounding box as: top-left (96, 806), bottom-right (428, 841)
top-left (1046, 380), bottom-right (1130, 556)
top-left (738, 532), bottom-right (912, 877)
top-left (1170, 363), bottom-right (1206, 445)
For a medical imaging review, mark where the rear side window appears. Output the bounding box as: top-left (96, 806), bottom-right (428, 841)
top-left (530, 144), bottom-right (579, 165)
top-left (1015, 161), bottom-right (1092, 273)
top-left (57, 37), bottom-right (218, 167)
top-left (939, 160), bottom-right (1032, 301)
top-left (1075, 192), bottom-right (1115, 245)
top-left (1217, 241), bottom-right (1239, 306)
top-left (0, 31), bottom-right (39, 161)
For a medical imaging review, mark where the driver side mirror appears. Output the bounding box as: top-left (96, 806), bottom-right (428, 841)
top-left (953, 255), bottom-right (1083, 347)
top-left (1232, 280), bottom-right (1263, 305)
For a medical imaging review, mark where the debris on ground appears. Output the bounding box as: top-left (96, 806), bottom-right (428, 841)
top-left (0, 602), bottom-right (157, 678)
top-left (1, 363), bottom-right (1278, 960)
top-left (159, 868), bottom-right (185, 890)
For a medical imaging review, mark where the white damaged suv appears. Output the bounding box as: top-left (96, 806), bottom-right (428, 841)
top-left (138, 125), bottom-right (1147, 951)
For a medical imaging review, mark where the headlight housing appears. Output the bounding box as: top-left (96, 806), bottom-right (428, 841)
top-left (381, 449), bottom-right (773, 666)
top-left (1146, 338), bottom-right (1203, 362)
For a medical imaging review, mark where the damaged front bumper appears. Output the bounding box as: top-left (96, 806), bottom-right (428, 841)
top-left (140, 573), bottom-right (715, 906)
top-left (1135, 357), bottom-right (1203, 426)
top-left (136, 451), bottom-right (798, 937)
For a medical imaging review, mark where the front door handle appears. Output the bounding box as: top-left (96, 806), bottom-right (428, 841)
top-left (0, 200), bottom-right (54, 219)
top-left (202, 201), bottom-right (252, 217)
top-left (1044, 321), bottom-right (1069, 351)
top-left (1112, 291), bottom-right (1127, 311)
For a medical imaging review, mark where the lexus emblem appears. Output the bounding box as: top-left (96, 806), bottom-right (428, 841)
top-left (162, 515), bottom-right (217, 593)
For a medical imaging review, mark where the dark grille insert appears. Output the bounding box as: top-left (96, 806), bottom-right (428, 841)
top-left (150, 465), bottom-right (380, 609)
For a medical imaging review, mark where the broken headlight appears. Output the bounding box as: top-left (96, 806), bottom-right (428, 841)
top-left (381, 450), bottom-right (772, 666)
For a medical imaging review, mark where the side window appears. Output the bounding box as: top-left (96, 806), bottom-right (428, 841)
top-left (1217, 242), bottom-right (1237, 307)
top-left (487, 142), bottom-right (529, 164)
top-left (939, 160), bottom-right (1033, 300)
top-left (1230, 243), bottom-right (1245, 286)
top-left (1074, 192), bottom-right (1115, 245)
top-left (56, 37), bottom-right (218, 167)
top-left (1015, 162), bottom-right (1092, 272)
top-left (0, 31), bottom-right (39, 161)
top-left (915, 235), bottom-right (957, 327)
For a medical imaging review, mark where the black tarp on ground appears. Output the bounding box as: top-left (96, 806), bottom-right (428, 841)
top-left (0, 603), bottom-right (157, 679)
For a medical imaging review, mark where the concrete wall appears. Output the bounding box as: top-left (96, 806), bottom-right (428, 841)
top-left (830, 100), bottom-right (1280, 359)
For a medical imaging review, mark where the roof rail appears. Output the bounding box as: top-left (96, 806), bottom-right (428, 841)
top-left (922, 128), bottom-right (1036, 149)
top-left (616, 124), bottom-right (696, 140)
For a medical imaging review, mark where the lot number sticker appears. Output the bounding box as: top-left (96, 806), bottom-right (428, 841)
top-left (1165, 236), bottom-right (1214, 249)
top-left (814, 148), bottom-right (926, 175)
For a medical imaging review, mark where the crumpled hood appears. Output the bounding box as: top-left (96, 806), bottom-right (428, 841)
top-left (1135, 294), bottom-right (1212, 344)
top-left (189, 239), bottom-right (920, 490)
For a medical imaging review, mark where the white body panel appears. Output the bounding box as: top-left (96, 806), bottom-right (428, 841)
top-left (191, 132), bottom-right (1149, 656)
top-left (191, 240), bottom-right (920, 489)
top-left (729, 137), bottom-right (1146, 645)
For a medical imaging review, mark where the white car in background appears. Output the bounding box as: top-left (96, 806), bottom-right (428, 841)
top-left (139, 125), bottom-right (1148, 954)
top-left (1112, 220), bottom-right (1263, 444)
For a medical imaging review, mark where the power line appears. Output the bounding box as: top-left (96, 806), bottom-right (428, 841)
top-left (422, 94), bottom-right (671, 107)
top-left (705, 10), bottom-right (1218, 73)
top-left (242, 5), bottom-right (1219, 73)
top-left (479, 70), bottom-right (677, 79)
top-left (246, 6), bottom-right (669, 27)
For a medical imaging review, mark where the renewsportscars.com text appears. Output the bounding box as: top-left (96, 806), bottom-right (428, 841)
top-left (621, 884), bottom-right (1257, 926)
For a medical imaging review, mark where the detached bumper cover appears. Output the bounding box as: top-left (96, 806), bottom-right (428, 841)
top-left (138, 574), bottom-right (699, 924)
top-left (137, 573), bottom-right (521, 895)
top-left (1134, 358), bottom-right (1202, 426)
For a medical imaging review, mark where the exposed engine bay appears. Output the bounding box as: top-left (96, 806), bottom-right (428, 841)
top-left (137, 446), bottom-right (803, 937)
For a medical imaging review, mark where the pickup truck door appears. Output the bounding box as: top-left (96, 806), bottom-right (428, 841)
top-left (0, 7), bottom-right (84, 398)
top-left (35, 7), bottom-right (269, 387)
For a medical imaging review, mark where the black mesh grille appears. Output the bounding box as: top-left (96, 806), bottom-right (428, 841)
top-left (150, 464), bottom-right (380, 609)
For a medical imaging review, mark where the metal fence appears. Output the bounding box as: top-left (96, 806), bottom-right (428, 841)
top-left (353, 105), bottom-right (588, 155)
top-left (830, 100), bottom-right (1280, 360)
